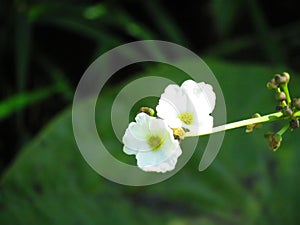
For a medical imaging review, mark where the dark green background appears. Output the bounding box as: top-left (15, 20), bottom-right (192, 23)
top-left (1, 0), bottom-right (300, 224)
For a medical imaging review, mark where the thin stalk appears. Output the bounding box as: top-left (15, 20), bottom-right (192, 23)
top-left (188, 111), bottom-right (284, 137)
top-left (276, 87), bottom-right (287, 106)
top-left (294, 111), bottom-right (300, 117)
top-left (277, 123), bottom-right (289, 136)
top-left (281, 83), bottom-right (291, 105)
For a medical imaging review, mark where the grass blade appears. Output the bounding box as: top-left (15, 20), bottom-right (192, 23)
top-left (0, 86), bottom-right (59, 121)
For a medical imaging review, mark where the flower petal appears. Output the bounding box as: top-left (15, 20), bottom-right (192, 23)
top-left (135, 130), bottom-right (179, 167)
top-left (156, 85), bottom-right (181, 118)
top-left (156, 101), bottom-right (181, 128)
top-left (181, 80), bottom-right (216, 114)
top-left (122, 113), bottom-right (154, 152)
top-left (148, 117), bottom-right (176, 139)
top-left (123, 146), bottom-right (138, 155)
top-left (136, 145), bottom-right (182, 173)
top-left (156, 84), bottom-right (195, 128)
top-left (185, 115), bottom-right (214, 136)
top-left (129, 113), bottom-right (152, 140)
top-left (122, 126), bottom-right (151, 152)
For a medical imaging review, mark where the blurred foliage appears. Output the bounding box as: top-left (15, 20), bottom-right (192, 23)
top-left (1, 0), bottom-right (300, 224)
top-left (0, 86), bottom-right (59, 120)
top-left (1, 60), bottom-right (300, 225)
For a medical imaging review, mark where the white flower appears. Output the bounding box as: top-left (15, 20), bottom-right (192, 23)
top-left (156, 80), bottom-right (216, 136)
top-left (122, 112), bottom-right (182, 173)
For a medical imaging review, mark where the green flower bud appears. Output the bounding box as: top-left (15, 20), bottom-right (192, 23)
top-left (275, 92), bottom-right (286, 101)
top-left (264, 132), bottom-right (282, 152)
top-left (290, 118), bottom-right (299, 129)
top-left (140, 107), bottom-right (155, 116)
top-left (292, 98), bottom-right (300, 110)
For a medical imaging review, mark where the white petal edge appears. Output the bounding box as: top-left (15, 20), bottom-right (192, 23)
top-left (122, 123), bottom-right (151, 152)
top-left (156, 83), bottom-right (197, 128)
top-left (123, 146), bottom-right (138, 155)
top-left (137, 145), bottom-right (182, 173)
top-left (122, 113), bottom-right (154, 153)
top-left (181, 80), bottom-right (216, 114)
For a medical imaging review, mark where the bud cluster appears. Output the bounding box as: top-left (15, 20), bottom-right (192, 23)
top-left (264, 72), bottom-right (300, 151)
top-left (267, 72), bottom-right (299, 129)
top-left (267, 72), bottom-right (290, 90)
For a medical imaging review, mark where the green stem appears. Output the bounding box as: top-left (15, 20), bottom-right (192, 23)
top-left (294, 111), bottom-right (300, 117)
top-left (277, 123), bottom-right (289, 136)
top-left (188, 111), bottom-right (284, 137)
top-left (281, 83), bottom-right (291, 105)
top-left (276, 87), bottom-right (287, 106)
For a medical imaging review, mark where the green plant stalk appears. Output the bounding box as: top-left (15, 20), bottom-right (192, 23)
top-left (276, 87), bottom-right (287, 106)
top-left (281, 83), bottom-right (291, 105)
top-left (293, 111), bottom-right (300, 117)
top-left (277, 123), bottom-right (290, 136)
top-left (187, 111), bottom-right (284, 137)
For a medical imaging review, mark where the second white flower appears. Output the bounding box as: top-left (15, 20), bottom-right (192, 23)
top-left (156, 80), bottom-right (216, 136)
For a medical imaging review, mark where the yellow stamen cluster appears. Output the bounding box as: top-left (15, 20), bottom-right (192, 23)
top-left (147, 135), bottom-right (164, 151)
top-left (178, 112), bottom-right (194, 125)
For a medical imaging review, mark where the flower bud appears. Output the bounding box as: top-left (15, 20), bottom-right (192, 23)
top-left (266, 78), bottom-right (278, 89)
top-left (292, 98), bottom-right (300, 110)
top-left (274, 74), bottom-right (288, 85)
top-left (282, 72), bottom-right (290, 83)
top-left (140, 107), bottom-right (155, 116)
top-left (264, 132), bottom-right (282, 151)
top-left (290, 118), bottom-right (299, 129)
top-left (275, 92), bottom-right (286, 101)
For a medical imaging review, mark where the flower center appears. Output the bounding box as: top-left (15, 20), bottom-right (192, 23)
top-left (178, 112), bottom-right (194, 125)
top-left (147, 135), bottom-right (164, 151)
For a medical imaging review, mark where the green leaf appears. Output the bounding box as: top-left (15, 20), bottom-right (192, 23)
top-left (144, 1), bottom-right (187, 45)
top-left (246, 0), bottom-right (286, 65)
top-left (212, 0), bottom-right (244, 37)
top-left (0, 87), bottom-right (58, 120)
top-left (36, 55), bottom-right (74, 101)
top-left (15, 10), bottom-right (31, 91)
